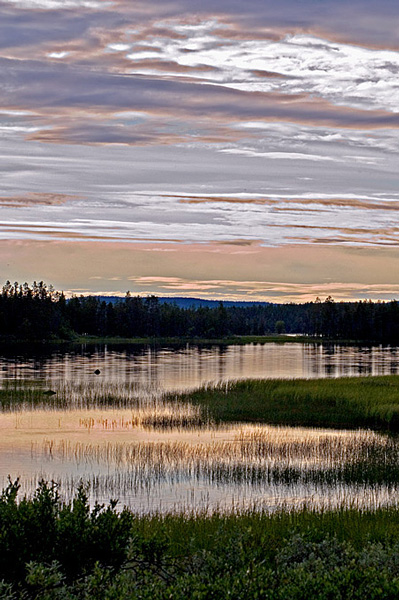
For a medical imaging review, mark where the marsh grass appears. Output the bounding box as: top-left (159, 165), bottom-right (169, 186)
top-left (5, 372), bottom-right (399, 596)
top-left (5, 376), bottom-right (399, 513)
top-left (29, 423), bottom-right (399, 514)
top-left (0, 380), bottom-right (212, 429)
top-left (5, 375), bottom-right (399, 431)
top-left (135, 502), bottom-right (399, 553)
top-left (0, 380), bottom-right (162, 410)
top-left (173, 376), bottom-right (399, 430)
top-left (0, 379), bottom-right (45, 409)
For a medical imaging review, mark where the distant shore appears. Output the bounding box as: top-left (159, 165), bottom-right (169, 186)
top-left (0, 333), bottom-right (379, 346)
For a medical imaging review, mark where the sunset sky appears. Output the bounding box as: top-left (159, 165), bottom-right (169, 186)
top-left (1, 0), bottom-right (399, 302)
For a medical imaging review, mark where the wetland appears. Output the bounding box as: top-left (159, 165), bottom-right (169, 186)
top-left (3, 341), bottom-right (399, 513)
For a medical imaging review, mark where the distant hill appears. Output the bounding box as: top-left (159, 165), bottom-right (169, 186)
top-left (94, 296), bottom-right (271, 308)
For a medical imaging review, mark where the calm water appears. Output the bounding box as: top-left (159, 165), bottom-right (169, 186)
top-left (2, 342), bottom-right (399, 513)
top-left (1, 342), bottom-right (399, 389)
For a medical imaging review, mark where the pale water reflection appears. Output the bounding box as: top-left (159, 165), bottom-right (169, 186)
top-left (0, 342), bottom-right (399, 390)
top-left (1, 403), bottom-right (399, 513)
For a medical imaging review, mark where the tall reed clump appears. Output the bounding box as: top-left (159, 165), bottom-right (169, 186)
top-left (0, 380), bottom-right (45, 410)
top-left (0, 381), bottom-right (211, 429)
top-left (173, 376), bottom-right (399, 430)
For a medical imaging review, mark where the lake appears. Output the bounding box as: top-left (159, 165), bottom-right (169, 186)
top-left (2, 341), bottom-right (399, 513)
top-left (2, 341), bottom-right (399, 388)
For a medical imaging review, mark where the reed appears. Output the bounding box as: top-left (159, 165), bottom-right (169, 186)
top-left (0, 381), bottom-right (210, 428)
top-left (29, 424), bottom-right (399, 512)
top-left (4, 376), bottom-right (399, 514)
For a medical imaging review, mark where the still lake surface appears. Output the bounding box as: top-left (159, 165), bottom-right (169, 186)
top-left (2, 341), bottom-right (399, 387)
top-left (2, 341), bottom-right (399, 513)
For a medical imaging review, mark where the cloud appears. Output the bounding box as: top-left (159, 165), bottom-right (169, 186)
top-left (219, 149), bottom-right (340, 162)
top-left (0, 192), bottom-right (79, 206)
top-left (1, 189), bottom-right (399, 248)
top-left (175, 192), bottom-right (399, 212)
top-left (3, 239), bottom-right (399, 302)
top-left (0, 2), bottom-right (399, 300)
top-left (116, 274), bottom-right (399, 302)
top-left (1, 0), bottom-right (107, 8)
top-left (2, 15), bottom-right (399, 150)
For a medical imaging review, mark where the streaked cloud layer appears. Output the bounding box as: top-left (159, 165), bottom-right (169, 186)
top-left (0, 0), bottom-right (398, 300)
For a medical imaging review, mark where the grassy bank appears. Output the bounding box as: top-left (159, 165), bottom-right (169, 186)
top-left (3, 481), bottom-right (399, 599)
top-left (0, 334), bottom-right (321, 347)
top-left (173, 375), bottom-right (399, 430)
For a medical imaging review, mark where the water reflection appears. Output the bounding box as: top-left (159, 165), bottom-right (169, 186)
top-left (1, 407), bottom-right (399, 513)
top-left (3, 342), bottom-right (399, 513)
top-left (1, 343), bottom-right (399, 390)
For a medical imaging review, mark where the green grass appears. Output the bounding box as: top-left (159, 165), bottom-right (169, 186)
top-left (4, 481), bottom-right (399, 598)
top-left (136, 503), bottom-right (399, 554)
top-left (173, 375), bottom-right (399, 430)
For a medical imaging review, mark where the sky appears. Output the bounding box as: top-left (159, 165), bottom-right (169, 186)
top-left (1, 0), bottom-right (399, 302)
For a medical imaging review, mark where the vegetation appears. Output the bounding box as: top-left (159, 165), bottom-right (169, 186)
top-left (174, 376), bottom-right (399, 430)
top-left (3, 481), bottom-right (399, 598)
top-left (4, 379), bottom-right (399, 500)
top-left (38, 422), bottom-right (399, 492)
top-left (1, 280), bottom-right (399, 343)
top-left (6, 375), bottom-right (399, 431)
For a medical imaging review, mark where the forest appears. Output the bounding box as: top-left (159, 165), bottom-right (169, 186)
top-left (0, 280), bottom-right (398, 343)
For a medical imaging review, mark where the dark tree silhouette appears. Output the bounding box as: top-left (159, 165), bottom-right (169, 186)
top-left (0, 280), bottom-right (398, 343)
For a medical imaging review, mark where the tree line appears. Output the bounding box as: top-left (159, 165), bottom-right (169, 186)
top-left (0, 281), bottom-right (399, 343)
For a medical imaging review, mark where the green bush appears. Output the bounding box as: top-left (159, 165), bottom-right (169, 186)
top-left (3, 482), bottom-right (399, 598)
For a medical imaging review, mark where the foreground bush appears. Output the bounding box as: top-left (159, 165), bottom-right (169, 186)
top-left (2, 481), bottom-right (399, 599)
top-left (0, 480), bottom-right (137, 582)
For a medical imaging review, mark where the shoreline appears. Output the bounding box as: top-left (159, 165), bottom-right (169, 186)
top-left (0, 333), bottom-right (385, 347)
